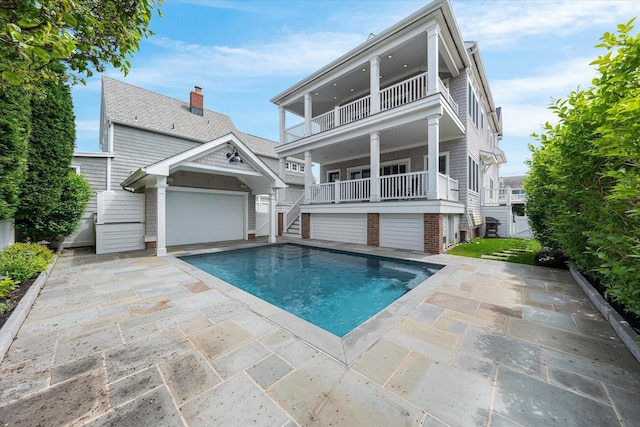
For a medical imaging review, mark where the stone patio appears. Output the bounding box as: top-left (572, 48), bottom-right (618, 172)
top-left (0, 238), bottom-right (638, 426)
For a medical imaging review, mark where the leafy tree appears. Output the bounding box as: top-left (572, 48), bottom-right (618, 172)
top-left (0, 0), bottom-right (162, 90)
top-left (525, 19), bottom-right (640, 315)
top-left (14, 62), bottom-right (75, 241)
top-left (0, 85), bottom-right (30, 221)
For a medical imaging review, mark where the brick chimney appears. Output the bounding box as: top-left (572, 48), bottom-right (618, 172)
top-left (190, 86), bottom-right (203, 116)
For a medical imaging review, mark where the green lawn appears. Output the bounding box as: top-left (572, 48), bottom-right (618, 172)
top-left (448, 238), bottom-right (541, 265)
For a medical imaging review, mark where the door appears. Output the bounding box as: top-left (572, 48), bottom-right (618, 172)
top-left (166, 190), bottom-right (245, 246)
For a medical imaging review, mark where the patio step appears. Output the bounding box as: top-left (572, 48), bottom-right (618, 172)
top-left (481, 254), bottom-right (510, 261)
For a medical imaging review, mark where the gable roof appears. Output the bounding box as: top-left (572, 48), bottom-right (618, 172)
top-left (101, 77), bottom-right (283, 159)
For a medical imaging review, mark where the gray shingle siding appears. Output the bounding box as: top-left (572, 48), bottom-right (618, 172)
top-left (72, 156), bottom-right (108, 213)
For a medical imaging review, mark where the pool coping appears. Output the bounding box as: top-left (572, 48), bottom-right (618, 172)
top-left (167, 241), bottom-right (458, 365)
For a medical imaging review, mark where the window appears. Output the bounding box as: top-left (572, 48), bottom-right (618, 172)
top-left (291, 163), bottom-right (298, 172)
top-left (327, 170), bottom-right (340, 183)
top-left (468, 156), bottom-right (479, 192)
top-left (381, 164), bottom-right (407, 176)
top-left (299, 164), bottom-right (305, 172)
top-left (425, 152), bottom-right (449, 175)
top-left (349, 169), bottom-right (370, 180)
top-left (285, 162), bottom-right (290, 171)
top-left (468, 83), bottom-right (480, 128)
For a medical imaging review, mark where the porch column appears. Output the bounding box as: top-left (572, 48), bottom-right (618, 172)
top-left (269, 189), bottom-right (277, 243)
top-left (426, 24), bottom-right (439, 94)
top-left (155, 175), bottom-right (168, 256)
top-left (278, 158), bottom-right (286, 203)
top-left (427, 114), bottom-right (441, 199)
top-left (279, 106), bottom-right (286, 144)
top-left (369, 56), bottom-right (380, 114)
top-left (304, 150), bottom-right (313, 204)
top-left (304, 92), bottom-right (312, 136)
top-left (370, 131), bottom-right (381, 202)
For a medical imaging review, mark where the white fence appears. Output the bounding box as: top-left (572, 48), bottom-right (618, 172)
top-left (95, 191), bottom-right (145, 254)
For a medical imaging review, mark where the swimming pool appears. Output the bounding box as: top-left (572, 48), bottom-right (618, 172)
top-left (180, 244), bottom-right (443, 337)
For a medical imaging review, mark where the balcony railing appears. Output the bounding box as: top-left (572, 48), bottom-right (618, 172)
top-left (380, 171), bottom-right (428, 200)
top-left (308, 171), bottom-right (458, 204)
top-left (482, 187), bottom-right (527, 206)
top-left (283, 72), bottom-right (459, 144)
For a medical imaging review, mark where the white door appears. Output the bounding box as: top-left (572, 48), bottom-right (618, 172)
top-left (513, 215), bottom-right (533, 239)
top-left (310, 213), bottom-right (367, 245)
top-left (380, 213), bottom-right (424, 251)
top-left (166, 190), bottom-right (244, 246)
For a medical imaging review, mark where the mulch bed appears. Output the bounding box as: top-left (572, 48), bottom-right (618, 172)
top-left (0, 277), bottom-right (36, 330)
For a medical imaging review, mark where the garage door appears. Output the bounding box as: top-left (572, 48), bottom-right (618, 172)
top-left (310, 213), bottom-right (366, 245)
top-left (166, 190), bottom-right (244, 246)
top-left (380, 213), bottom-right (424, 251)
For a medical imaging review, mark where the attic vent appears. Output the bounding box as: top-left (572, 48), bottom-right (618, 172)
top-left (190, 86), bottom-right (203, 116)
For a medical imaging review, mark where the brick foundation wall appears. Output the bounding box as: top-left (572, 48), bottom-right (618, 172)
top-left (301, 213), bottom-right (310, 239)
top-left (248, 234), bottom-right (256, 240)
top-left (145, 241), bottom-right (156, 249)
top-left (278, 213), bottom-right (283, 236)
top-left (424, 213), bottom-right (443, 254)
top-left (367, 213), bottom-right (379, 247)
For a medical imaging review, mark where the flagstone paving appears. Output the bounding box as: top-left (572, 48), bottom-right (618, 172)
top-left (1, 239), bottom-right (639, 426)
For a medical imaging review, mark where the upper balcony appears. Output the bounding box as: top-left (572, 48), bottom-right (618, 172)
top-left (283, 72), bottom-right (459, 144)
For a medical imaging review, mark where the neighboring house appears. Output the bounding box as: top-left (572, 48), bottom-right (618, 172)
top-left (66, 77), bottom-right (306, 255)
top-left (271, 0), bottom-right (506, 253)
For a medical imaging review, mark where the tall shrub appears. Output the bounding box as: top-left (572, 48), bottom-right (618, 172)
top-left (14, 63), bottom-right (75, 241)
top-left (0, 85), bottom-right (30, 221)
top-left (525, 19), bottom-right (640, 315)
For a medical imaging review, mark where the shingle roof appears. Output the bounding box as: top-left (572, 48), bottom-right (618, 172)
top-left (101, 76), bottom-right (279, 158)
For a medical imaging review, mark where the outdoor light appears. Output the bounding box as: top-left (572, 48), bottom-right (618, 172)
top-left (227, 149), bottom-right (243, 163)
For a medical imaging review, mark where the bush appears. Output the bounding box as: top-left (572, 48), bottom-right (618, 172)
top-left (0, 276), bottom-right (18, 299)
top-left (0, 242), bottom-right (53, 284)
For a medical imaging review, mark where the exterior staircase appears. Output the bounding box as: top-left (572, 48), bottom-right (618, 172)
top-left (285, 217), bottom-right (301, 236)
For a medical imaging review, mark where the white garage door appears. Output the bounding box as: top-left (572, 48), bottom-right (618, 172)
top-left (310, 213), bottom-right (366, 245)
top-left (380, 213), bottom-right (424, 251)
top-left (166, 190), bottom-right (244, 246)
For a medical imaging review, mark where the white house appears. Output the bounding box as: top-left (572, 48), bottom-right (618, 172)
top-left (271, 0), bottom-right (506, 253)
top-left (67, 77), bottom-right (306, 256)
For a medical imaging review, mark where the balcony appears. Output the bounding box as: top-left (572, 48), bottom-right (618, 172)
top-left (482, 187), bottom-right (527, 206)
top-left (308, 171), bottom-right (458, 204)
top-left (284, 72), bottom-right (459, 144)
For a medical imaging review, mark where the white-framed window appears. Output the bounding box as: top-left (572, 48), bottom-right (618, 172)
top-left (468, 83), bottom-right (480, 128)
top-left (424, 152), bottom-right (450, 175)
top-left (468, 156), bottom-right (479, 193)
top-left (285, 162), bottom-right (291, 170)
top-left (299, 164), bottom-right (305, 172)
top-left (346, 158), bottom-right (410, 180)
top-left (327, 169), bottom-right (340, 183)
top-left (70, 164), bottom-right (81, 174)
top-left (291, 163), bottom-right (298, 172)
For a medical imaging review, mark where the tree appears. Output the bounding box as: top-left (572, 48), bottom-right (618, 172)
top-left (0, 0), bottom-right (162, 90)
top-left (525, 19), bottom-right (640, 315)
top-left (14, 62), bottom-right (76, 241)
top-left (0, 85), bottom-right (30, 221)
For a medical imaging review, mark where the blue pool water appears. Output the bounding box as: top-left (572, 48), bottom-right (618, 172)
top-left (180, 244), bottom-right (442, 337)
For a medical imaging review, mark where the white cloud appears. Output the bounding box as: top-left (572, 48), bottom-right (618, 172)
top-left (454, 0), bottom-right (639, 47)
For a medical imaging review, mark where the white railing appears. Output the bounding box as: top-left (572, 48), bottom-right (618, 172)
top-left (482, 187), bottom-right (527, 206)
top-left (380, 171), bottom-right (428, 200)
top-left (438, 77), bottom-right (459, 115)
top-left (311, 110), bottom-right (335, 134)
top-left (308, 171), bottom-right (462, 203)
top-left (339, 178), bottom-right (371, 202)
top-left (283, 188), bottom-right (304, 204)
top-left (339, 96), bottom-right (371, 125)
top-left (284, 123), bottom-right (305, 143)
top-left (284, 194), bottom-right (304, 230)
top-left (380, 72), bottom-right (427, 112)
top-left (438, 173), bottom-right (459, 202)
top-left (310, 182), bottom-right (336, 204)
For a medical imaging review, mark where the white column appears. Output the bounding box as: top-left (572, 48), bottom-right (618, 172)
top-left (269, 189), bottom-right (277, 243)
top-left (278, 158), bottom-right (286, 203)
top-left (370, 131), bottom-right (380, 202)
top-left (427, 25), bottom-right (439, 94)
top-left (304, 150), bottom-right (313, 203)
top-left (304, 92), bottom-right (312, 136)
top-left (334, 105), bottom-right (340, 128)
top-left (369, 56), bottom-right (380, 114)
top-left (279, 106), bottom-right (286, 144)
top-left (155, 175), bottom-right (168, 256)
top-left (427, 114), bottom-right (441, 199)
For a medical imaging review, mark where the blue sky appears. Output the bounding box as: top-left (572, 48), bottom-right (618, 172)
top-left (71, 0), bottom-right (639, 177)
